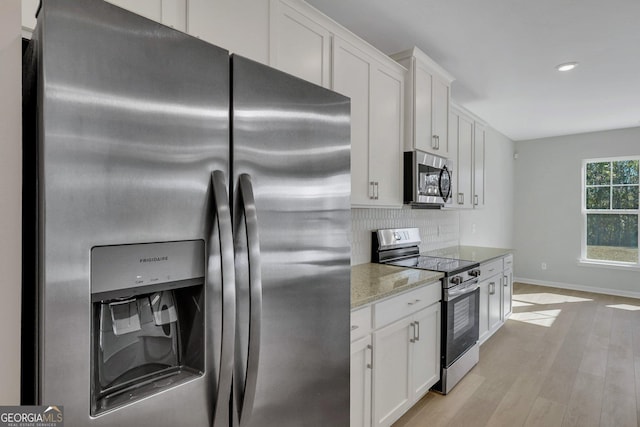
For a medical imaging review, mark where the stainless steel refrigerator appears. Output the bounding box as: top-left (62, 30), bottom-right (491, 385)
top-left (21, 1), bottom-right (351, 426)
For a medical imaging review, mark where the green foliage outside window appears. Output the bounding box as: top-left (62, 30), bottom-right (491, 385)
top-left (584, 159), bottom-right (639, 263)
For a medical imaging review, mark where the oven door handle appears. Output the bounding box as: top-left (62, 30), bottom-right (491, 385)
top-left (445, 279), bottom-right (479, 301)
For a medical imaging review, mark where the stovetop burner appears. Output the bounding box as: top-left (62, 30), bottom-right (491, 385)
top-left (385, 255), bottom-right (479, 277)
top-left (372, 227), bottom-right (480, 277)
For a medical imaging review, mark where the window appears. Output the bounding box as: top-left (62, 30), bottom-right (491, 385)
top-left (582, 158), bottom-right (639, 265)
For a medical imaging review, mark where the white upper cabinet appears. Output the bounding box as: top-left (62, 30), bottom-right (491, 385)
top-left (333, 38), bottom-right (371, 206)
top-left (368, 63), bottom-right (404, 207)
top-left (106, 0), bottom-right (187, 31)
top-left (332, 36), bottom-right (404, 208)
top-left (450, 108), bottom-right (474, 208)
top-left (188, 0), bottom-right (270, 63)
top-left (473, 122), bottom-right (486, 208)
top-left (269, 0), bottom-right (405, 208)
top-left (391, 47), bottom-right (454, 158)
top-left (21, 0), bottom-right (187, 35)
top-left (269, 0), bottom-right (331, 87)
top-left (450, 104), bottom-right (486, 209)
top-left (21, 0), bottom-right (39, 35)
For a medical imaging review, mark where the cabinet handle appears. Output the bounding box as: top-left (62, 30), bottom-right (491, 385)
top-left (351, 325), bottom-right (359, 331)
top-left (457, 193), bottom-right (464, 205)
top-left (489, 282), bottom-right (496, 295)
top-left (504, 275), bottom-right (508, 287)
top-left (369, 181), bottom-right (375, 199)
top-left (474, 194), bottom-right (479, 206)
top-left (409, 322), bottom-right (416, 343)
top-left (407, 298), bottom-right (421, 306)
top-left (366, 344), bottom-right (373, 369)
top-left (432, 135), bottom-right (440, 150)
top-left (414, 320), bottom-right (420, 342)
top-left (375, 182), bottom-right (379, 200)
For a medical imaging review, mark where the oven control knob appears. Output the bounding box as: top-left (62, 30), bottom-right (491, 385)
top-left (469, 269), bottom-right (481, 277)
top-left (450, 276), bottom-right (462, 285)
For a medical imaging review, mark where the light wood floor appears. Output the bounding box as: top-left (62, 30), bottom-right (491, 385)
top-left (393, 282), bottom-right (640, 427)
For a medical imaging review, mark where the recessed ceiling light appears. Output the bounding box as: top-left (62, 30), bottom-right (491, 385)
top-left (556, 62), bottom-right (578, 72)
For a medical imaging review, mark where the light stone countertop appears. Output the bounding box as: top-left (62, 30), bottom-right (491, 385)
top-left (351, 263), bottom-right (443, 309)
top-left (422, 245), bottom-right (513, 263)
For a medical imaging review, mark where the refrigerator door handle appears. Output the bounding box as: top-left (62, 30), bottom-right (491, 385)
top-left (210, 170), bottom-right (236, 427)
top-left (234, 173), bottom-right (262, 427)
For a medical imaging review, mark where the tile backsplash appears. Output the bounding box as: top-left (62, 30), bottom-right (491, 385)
top-left (351, 207), bottom-right (460, 265)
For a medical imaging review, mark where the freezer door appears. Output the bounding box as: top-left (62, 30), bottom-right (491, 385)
top-left (231, 55), bottom-right (351, 427)
top-left (25, 0), bottom-right (230, 425)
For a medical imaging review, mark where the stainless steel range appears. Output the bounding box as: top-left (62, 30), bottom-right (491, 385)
top-left (372, 228), bottom-right (481, 394)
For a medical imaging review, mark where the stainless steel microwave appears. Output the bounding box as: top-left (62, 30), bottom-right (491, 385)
top-left (404, 150), bottom-right (452, 208)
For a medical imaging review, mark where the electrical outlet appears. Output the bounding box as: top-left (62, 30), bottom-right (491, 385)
top-left (541, 262), bottom-right (547, 270)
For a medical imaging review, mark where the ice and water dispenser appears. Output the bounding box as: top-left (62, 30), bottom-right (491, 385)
top-left (90, 240), bottom-right (205, 416)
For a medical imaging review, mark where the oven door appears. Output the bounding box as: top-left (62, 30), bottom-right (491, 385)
top-left (442, 282), bottom-right (480, 367)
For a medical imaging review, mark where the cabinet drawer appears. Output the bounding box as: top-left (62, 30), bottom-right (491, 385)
top-left (480, 259), bottom-right (503, 279)
top-left (374, 283), bottom-right (441, 328)
top-left (503, 254), bottom-right (514, 270)
top-left (351, 306), bottom-right (372, 342)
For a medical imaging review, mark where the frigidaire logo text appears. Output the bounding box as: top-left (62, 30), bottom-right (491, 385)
top-left (139, 256), bottom-right (169, 263)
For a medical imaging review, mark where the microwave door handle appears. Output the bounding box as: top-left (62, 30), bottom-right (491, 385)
top-left (439, 166), bottom-right (452, 201)
top-left (235, 173), bottom-right (262, 427)
top-left (210, 171), bottom-right (236, 427)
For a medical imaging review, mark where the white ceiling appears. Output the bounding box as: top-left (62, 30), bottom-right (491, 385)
top-left (306, 0), bottom-right (640, 141)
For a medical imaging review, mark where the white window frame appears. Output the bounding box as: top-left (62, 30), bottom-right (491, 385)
top-left (580, 156), bottom-right (640, 268)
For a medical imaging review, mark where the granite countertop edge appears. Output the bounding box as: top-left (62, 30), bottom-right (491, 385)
top-left (351, 264), bottom-right (444, 310)
top-left (351, 246), bottom-right (514, 310)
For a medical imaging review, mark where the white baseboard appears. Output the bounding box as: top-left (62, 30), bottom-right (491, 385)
top-left (514, 276), bottom-right (640, 300)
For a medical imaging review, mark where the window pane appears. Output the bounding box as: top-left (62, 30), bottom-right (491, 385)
top-left (586, 214), bottom-right (638, 262)
top-left (586, 187), bottom-right (610, 209)
top-left (612, 160), bottom-right (639, 184)
top-left (586, 162), bottom-right (610, 185)
top-left (612, 186), bottom-right (639, 209)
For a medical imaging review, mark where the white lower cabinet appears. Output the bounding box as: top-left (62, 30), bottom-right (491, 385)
top-left (409, 304), bottom-right (441, 399)
top-left (503, 268), bottom-right (513, 319)
top-left (373, 316), bottom-right (412, 426)
top-left (351, 282), bottom-right (441, 427)
top-left (351, 334), bottom-right (372, 427)
top-left (478, 254), bottom-right (514, 344)
top-left (372, 285), bottom-right (441, 427)
top-left (373, 304), bottom-right (441, 426)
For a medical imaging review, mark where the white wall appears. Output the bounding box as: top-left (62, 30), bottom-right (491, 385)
top-left (459, 126), bottom-right (515, 248)
top-left (514, 126), bottom-right (640, 297)
top-left (0, 0), bottom-right (22, 405)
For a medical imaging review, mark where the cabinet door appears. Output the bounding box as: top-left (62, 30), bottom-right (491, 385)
top-left (503, 268), bottom-right (513, 319)
top-left (432, 75), bottom-right (450, 157)
top-left (351, 335), bottom-right (372, 427)
top-left (478, 280), bottom-right (490, 343)
top-left (333, 38), bottom-right (372, 207)
top-left (369, 64), bottom-right (403, 207)
top-left (105, 0), bottom-right (186, 31)
top-left (373, 317), bottom-right (412, 427)
top-left (456, 114), bottom-right (474, 208)
top-left (473, 123), bottom-right (486, 208)
top-left (269, 0), bottom-right (331, 87)
top-left (413, 62), bottom-right (433, 154)
top-left (410, 304), bottom-right (441, 400)
top-left (488, 277), bottom-right (502, 332)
